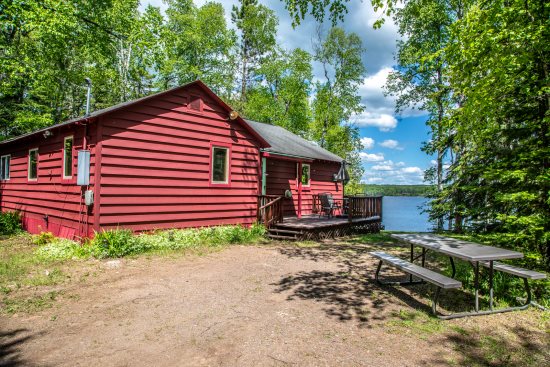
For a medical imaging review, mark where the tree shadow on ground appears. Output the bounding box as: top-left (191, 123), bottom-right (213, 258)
top-left (272, 240), bottom-right (490, 327)
top-left (431, 323), bottom-right (550, 366)
top-left (0, 328), bottom-right (46, 367)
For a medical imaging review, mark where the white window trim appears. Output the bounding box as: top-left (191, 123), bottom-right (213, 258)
top-left (28, 148), bottom-right (38, 181)
top-left (63, 135), bottom-right (74, 179)
top-left (211, 146), bottom-right (229, 184)
top-left (0, 154), bottom-right (10, 181)
top-left (300, 163), bottom-right (311, 187)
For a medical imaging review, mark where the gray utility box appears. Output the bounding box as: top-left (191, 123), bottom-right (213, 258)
top-left (84, 190), bottom-right (94, 206)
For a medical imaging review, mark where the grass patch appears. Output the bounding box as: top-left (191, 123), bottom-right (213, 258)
top-left (25, 268), bottom-right (66, 287)
top-left (353, 231), bottom-right (399, 245)
top-left (2, 291), bottom-right (60, 314)
top-left (386, 309), bottom-right (447, 336)
top-left (90, 224), bottom-right (267, 259)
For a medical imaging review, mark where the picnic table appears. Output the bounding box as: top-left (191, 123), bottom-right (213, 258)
top-left (371, 233), bottom-right (546, 319)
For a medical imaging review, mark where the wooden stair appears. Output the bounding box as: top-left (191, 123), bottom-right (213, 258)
top-left (266, 226), bottom-right (302, 241)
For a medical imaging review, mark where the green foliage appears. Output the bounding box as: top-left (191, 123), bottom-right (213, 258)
top-left (311, 27), bottom-right (366, 186)
top-left (232, 0), bottom-right (278, 103)
top-left (0, 211), bottom-right (22, 235)
top-left (90, 224), bottom-right (266, 259)
top-left (32, 232), bottom-right (56, 246)
top-left (244, 48), bottom-right (313, 135)
top-left (360, 184), bottom-right (434, 196)
top-left (90, 228), bottom-right (137, 258)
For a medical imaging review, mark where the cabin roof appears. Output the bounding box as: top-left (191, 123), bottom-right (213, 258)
top-left (244, 119), bottom-right (344, 163)
top-left (0, 80), bottom-right (270, 148)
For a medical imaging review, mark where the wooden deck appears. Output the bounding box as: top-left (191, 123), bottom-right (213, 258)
top-left (268, 214), bottom-right (382, 240)
top-left (277, 215), bottom-right (381, 229)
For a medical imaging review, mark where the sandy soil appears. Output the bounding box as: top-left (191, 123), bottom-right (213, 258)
top-left (1, 241), bottom-right (548, 367)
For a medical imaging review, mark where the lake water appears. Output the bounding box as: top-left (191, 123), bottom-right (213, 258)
top-left (382, 196), bottom-right (432, 232)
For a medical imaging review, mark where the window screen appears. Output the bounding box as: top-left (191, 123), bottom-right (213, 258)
top-left (63, 137), bottom-right (73, 178)
top-left (28, 149), bottom-right (38, 180)
top-left (0, 155), bottom-right (10, 180)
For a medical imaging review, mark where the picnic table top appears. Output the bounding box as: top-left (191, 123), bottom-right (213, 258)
top-left (391, 233), bottom-right (523, 262)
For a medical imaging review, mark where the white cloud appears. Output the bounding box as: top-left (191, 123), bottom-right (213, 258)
top-left (362, 161), bottom-right (426, 185)
top-left (379, 139), bottom-right (403, 150)
top-left (353, 111), bottom-right (398, 131)
top-left (360, 137), bottom-right (375, 150)
top-left (372, 164), bottom-right (394, 171)
top-left (400, 166), bottom-right (423, 174)
top-left (365, 177), bottom-right (383, 183)
top-left (359, 152), bottom-right (385, 162)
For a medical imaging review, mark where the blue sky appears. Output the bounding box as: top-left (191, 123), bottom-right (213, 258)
top-left (140, 0), bottom-right (433, 185)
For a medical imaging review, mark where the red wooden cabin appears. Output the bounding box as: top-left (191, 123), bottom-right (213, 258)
top-left (0, 81), bottom-right (357, 239)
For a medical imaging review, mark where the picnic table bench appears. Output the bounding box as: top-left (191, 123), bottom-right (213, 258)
top-left (371, 251), bottom-right (461, 315)
top-left (370, 234), bottom-right (546, 319)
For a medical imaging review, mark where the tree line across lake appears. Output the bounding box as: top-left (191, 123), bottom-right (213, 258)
top-left (357, 185), bottom-right (433, 197)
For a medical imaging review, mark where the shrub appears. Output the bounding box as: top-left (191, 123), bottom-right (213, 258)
top-left (0, 211), bottom-right (22, 235)
top-left (32, 232), bottom-right (56, 246)
top-left (91, 228), bottom-right (137, 258)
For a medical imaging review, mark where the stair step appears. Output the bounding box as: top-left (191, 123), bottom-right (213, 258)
top-left (266, 234), bottom-right (298, 240)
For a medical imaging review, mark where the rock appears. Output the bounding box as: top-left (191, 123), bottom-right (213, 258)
top-left (104, 259), bottom-right (122, 269)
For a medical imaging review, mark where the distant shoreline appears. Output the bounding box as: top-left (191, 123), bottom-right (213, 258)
top-left (360, 184), bottom-right (433, 197)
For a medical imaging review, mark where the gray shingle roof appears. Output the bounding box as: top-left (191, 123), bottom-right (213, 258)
top-left (244, 119), bottom-right (344, 162)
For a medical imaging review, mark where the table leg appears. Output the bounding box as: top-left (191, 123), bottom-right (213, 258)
top-left (489, 260), bottom-right (494, 311)
top-left (409, 244), bottom-right (414, 283)
top-left (421, 248), bottom-right (426, 268)
top-left (449, 257), bottom-right (456, 278)
top-left (474, 261), bottom-right (479, 312)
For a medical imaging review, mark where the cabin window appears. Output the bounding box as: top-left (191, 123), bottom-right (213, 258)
top-left (63, 136), bottom-right (74, 178)
top-left (301, 163), bottom-right (311, 187)
top-left (28, 148), bottom-right (38, 181)
top-left (211, 146), bottom-right (229, 184)
top-left (0, 155), bottom-right (10, 180)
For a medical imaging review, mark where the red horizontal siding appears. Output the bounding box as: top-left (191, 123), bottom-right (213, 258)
top-left (266, 158), bottom-right (343, 216)
top-left (97, 87), bottom-right (261, 231)
top-left (0, 125), bottom-right (97, 238)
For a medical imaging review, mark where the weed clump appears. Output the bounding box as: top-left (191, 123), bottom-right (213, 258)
top-left (32, 224), bottom-right (266, 261)
top-left (0, 211), bottom-right (22, 235)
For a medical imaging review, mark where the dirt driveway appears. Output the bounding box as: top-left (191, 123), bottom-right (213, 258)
top-left (1, 241), bottom-right (549, 366)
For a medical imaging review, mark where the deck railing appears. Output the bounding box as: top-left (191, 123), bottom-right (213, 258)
top-left (257, 195), bottom-right (284, 228)
top-left (345, 195), bottom-right (383, 222)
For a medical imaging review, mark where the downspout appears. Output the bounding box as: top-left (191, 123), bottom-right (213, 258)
top-left (261, 156), bottom-right (267, 196)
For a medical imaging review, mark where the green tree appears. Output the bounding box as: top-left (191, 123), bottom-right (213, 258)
top-left (385, 0), bottom-right (463, 230)
top-left (231, 0), bottom-right (278, 104)
top-left (444, 0), bottom-right (550, 267)
top-left (311, 27), bottom-right (366, 185)
top-left (163, 0), bottom-right (237, 96)
top-left (244, 48), bottom-right (313, 135)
